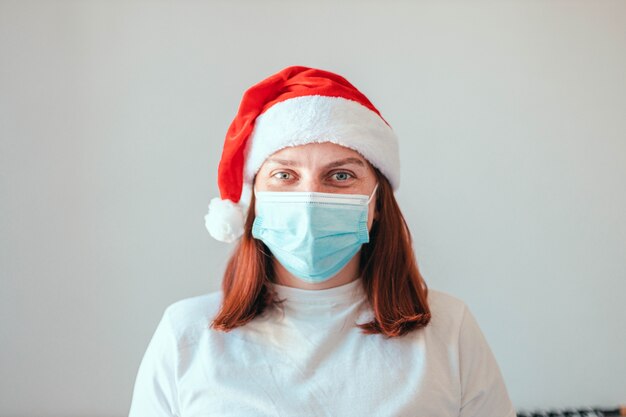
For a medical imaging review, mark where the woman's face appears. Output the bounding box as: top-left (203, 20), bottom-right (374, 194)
top-left (254, 142), bottom-right (379, 231)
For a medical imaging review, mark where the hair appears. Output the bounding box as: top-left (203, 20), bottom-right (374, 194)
top-left (210, 168), bottom-right (431, 338)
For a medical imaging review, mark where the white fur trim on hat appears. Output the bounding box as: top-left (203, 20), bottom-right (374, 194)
top-left (243, 95), bottom-right (400, 189)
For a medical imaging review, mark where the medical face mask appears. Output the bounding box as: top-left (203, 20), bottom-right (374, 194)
top-left (251, 184), bottom-right (378, 283)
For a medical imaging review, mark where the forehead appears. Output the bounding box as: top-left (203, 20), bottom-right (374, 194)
top-left (265, 142), bottom-right (367, 163)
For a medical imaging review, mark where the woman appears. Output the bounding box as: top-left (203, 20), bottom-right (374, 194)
top-left (129, 66), bottom-right (515, 417)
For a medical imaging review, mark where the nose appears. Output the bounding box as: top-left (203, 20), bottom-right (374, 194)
top-left (297, 176), bottom-right (324, 193)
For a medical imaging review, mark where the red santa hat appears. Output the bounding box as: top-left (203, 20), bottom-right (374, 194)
top-left (205, 65), bottom-right (400, 242)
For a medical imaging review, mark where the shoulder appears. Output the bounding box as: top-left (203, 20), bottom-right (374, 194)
top-left (160, 290), bottom-right (224, 348)
top-left (427, 288), bottom-right (467, 318)
top-left (424, 288), bottom-right (470, 340)
top-left (425, 291), bottom-right (515, 416)
top-left (164, 290), bottom-right (223, 323)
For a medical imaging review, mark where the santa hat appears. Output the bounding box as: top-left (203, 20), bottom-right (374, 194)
top-left (205, 65), bottom-right (400, 243)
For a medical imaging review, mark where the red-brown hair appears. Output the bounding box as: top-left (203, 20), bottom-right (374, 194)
top-left (210, 168), bottom-right (431, 337)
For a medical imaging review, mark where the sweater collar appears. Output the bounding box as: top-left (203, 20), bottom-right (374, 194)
top-left (271, 278), bottom-right (366, 307)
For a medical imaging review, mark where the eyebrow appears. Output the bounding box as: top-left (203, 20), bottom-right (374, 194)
top-left (266, 157), bottom-right (365, 169)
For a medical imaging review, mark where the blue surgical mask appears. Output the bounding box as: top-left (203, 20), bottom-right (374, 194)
top-left (252, 184), bottom-right (378, 283)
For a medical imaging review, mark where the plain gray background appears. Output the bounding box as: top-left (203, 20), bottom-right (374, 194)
top-left (1, 1), bottom-right (625, 416)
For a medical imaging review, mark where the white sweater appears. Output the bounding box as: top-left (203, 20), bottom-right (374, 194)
top-left (129, 279), bottom-right (516, 417)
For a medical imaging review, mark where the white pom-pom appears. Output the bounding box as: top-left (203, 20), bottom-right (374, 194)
top-left (204, 198), bottom-right (245, 243)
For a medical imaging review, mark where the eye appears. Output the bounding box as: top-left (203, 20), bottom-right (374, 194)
top-left (272, 171), bottom-right (293, 180)
top-left (331, 171), bottom-right (353, 181)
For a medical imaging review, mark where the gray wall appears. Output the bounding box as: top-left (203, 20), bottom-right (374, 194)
top-left (1, 1), bottom-right (625, 416)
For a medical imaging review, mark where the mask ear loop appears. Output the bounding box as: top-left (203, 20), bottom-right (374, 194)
top-left (367, 183), bottom-right (379, 205)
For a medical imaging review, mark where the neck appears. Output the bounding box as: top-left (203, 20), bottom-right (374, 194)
top-left (272, 252), bottom-right (361, 290)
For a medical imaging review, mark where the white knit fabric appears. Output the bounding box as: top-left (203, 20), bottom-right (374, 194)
top-left (243, 95), bottom-right (400, 190)
top-left (129, 281), bottom-right (516, 417)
